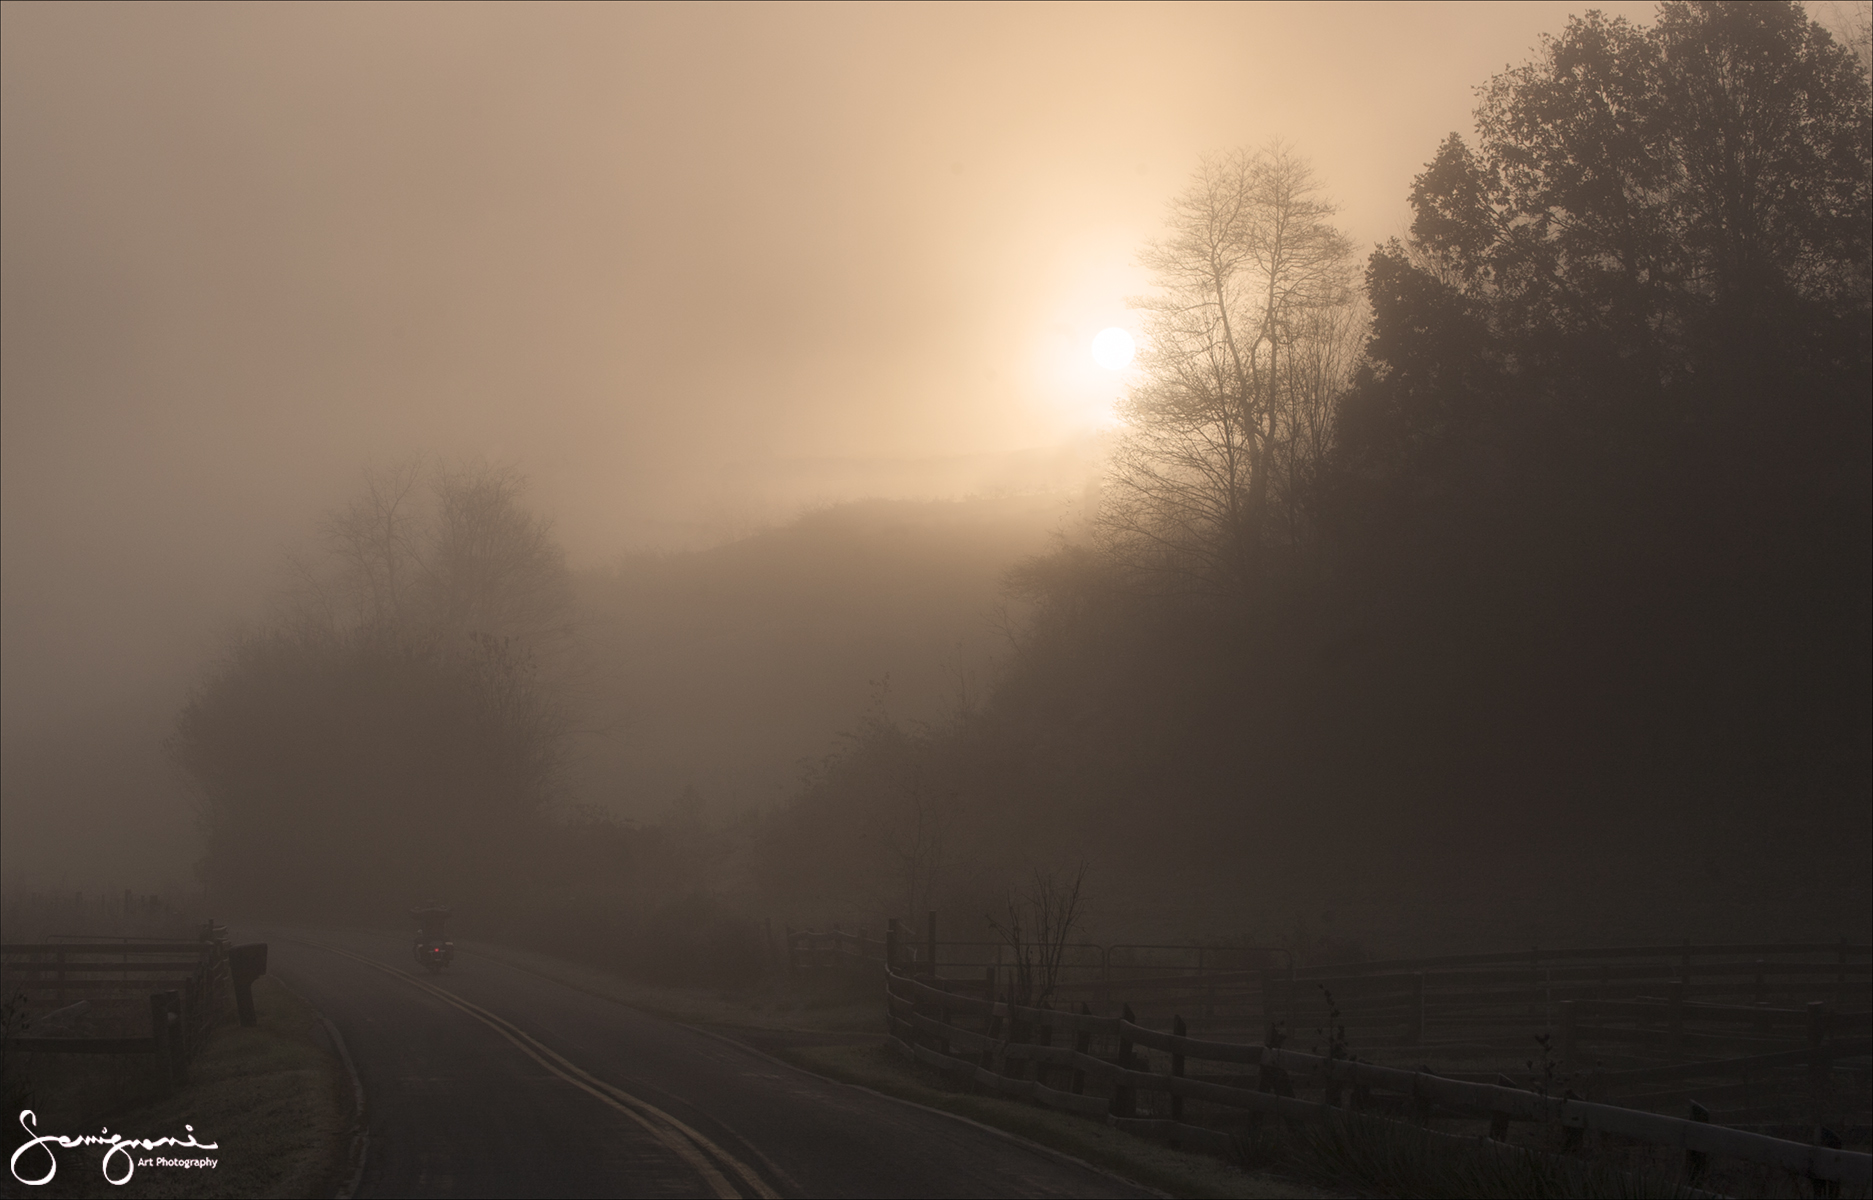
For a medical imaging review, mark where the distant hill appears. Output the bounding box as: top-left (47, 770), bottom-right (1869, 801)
top-left (564, 493), bottom-right (1085, 821)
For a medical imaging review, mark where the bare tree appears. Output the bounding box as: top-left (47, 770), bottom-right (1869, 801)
top-left (876, 766), bottom-right (955, 924)
top-left (1103, 142), bottom-right (1355, 598)
top-left (316, 458), bottom-right (425, 630)
top-left (987, 863), bottom-right (1088, 1010)
top-left (287, 459), bottom-right (572, 651)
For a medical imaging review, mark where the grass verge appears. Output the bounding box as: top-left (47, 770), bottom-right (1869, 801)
top-left (8, 976), bottom-right (351, 1199)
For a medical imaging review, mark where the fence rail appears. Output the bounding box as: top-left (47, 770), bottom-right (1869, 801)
top-left (1, 923), bottom-right (233, 1089)
top-left (885, 966), bottom-right (1872, 1187)
top-left (788, 917), bottom-right (1871, 1185)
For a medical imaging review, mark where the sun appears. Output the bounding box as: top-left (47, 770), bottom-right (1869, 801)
top-left (1091, 327), bottom-right (1135, 371)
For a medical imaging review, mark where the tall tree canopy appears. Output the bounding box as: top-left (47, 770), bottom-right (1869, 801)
top-left (174, 464), bottom-right (573, 915)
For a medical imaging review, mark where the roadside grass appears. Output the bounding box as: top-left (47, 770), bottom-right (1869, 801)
top-left (1245, 1115), bottom-right (1701, 1200)
top-left (10, 976), bottom-right (350, 1199)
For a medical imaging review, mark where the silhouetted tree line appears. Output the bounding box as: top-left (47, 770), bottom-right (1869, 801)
top-left (761, 1), bottom-right (1871, 913)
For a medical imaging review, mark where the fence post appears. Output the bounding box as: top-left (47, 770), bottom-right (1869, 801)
top-left (1072, 1002), bottom-right (1092, 1095)
top-left (230, 943), bottom-right (267, 1027)
top-left (1560, 1000), bottom-right (1577, 1068)
top-left (1529, 945), bottom-right (1540, 1020)
top-left (1685, 1100), bottom-right (1710, 1184)
top-left (1490, 1074), bottom-right (1515, 1141)
top-left (978, 966), bottom-right (997, 1090)
top-left (1171, 1014), bottom-right (1186, 1122)
top-left (925, 911), bottom-right (938, 980)
top-left (1411, 971), bottom-right (1425, 1046)
top-left (1808, 1001), bottom-right (1830, 1134)
top-left (1667, 981), bottom-right (1684, 1062)
top-left (1113, 1003), bottom-right (1137, 1118)
top-left (150, 991), bottom-right (175, 1094)
top-left (984, 972), bottom-right (1003, 1081)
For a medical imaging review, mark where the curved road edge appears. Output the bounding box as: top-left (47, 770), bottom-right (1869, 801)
top-left (272, 973), bottom-right (369, 1200)
top-left (459, 941), bottom-right (1168, 1199)
top-left (680, 1023), bottom-right (1173, 1200)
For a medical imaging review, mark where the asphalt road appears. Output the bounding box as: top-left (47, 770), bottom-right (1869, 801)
top-left (255, 928), bottom-right (1155, 1199)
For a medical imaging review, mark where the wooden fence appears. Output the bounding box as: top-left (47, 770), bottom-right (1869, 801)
top-left (788, 918), bottom-right (1870, 1184)
top-left (1, 924), bottom-right (233, 1089)
top-left (885, 966), bottom-right (1872, 1189)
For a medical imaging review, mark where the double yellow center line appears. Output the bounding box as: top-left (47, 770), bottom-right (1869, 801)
top-left (302, 939), bottom-right (779, 1200)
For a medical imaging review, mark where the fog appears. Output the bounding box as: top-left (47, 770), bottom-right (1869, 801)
top-left (5, 0), bottom-right (1859, 958)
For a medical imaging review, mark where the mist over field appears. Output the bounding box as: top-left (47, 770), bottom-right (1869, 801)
top-left (3, 0), bottom-right (1868, 969)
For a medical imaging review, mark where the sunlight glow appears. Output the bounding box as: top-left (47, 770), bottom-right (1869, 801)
top-left (1091, 327), bottom-right (1135, 371)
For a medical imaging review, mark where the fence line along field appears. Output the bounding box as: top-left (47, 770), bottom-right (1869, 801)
top-left (790, 918), bottom-right (1872, 1191)
top-left (2, 923), bottom-right (238, 1095)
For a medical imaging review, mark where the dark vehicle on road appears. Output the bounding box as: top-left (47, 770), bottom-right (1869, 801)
top-left (411, 902), bottom-right (454, 973)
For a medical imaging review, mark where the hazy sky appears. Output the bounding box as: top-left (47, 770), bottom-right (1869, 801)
top-left (1, 0), bottom-right (1664, 753)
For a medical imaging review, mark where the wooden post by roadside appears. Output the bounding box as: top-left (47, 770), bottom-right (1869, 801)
top-left (1685, 1101), bottom-right (1710, 1184)
top-left (1490, 1074), bottom-right (1515, 1141)
top-left (984, 970), bottom-right (1003, 1080)
top-left (1113, 1003), bottom-right (1138, 1118)
top-left (925, 911), bottom-right (938, 980)
top-left (1072, 1002), bottom-right (1092, 1095)
top-left (1667, 981), bottom-right (1685, 1062)
top-left (1171, 1015), bottom-right (1187, 1122)
top-left (150, 991), bottom-right (175, 1093)
top-left (151, 990), bottom-right (184, 1089)
top-left (980, 966), bottom-right (998, 1088)
top-left (1808, 1001), bottom-right (1831, 1135)
top-left (1529, 946), bottom-right (1540, 1020)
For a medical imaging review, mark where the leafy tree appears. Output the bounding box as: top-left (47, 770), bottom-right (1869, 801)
top-left (174, 463), bottom-right (572, 915)
top-left (1334, 0), bottom-right (1871, 818)
top-left (1373, 0), bottom-right (1869, 413)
